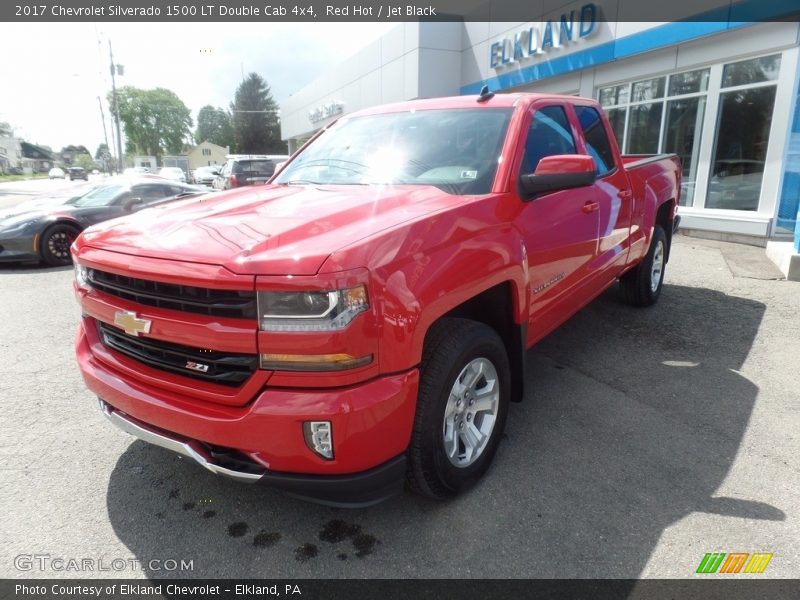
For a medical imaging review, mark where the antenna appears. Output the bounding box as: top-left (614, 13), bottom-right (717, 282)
top-left (477, 85), bottom-right (495, 102)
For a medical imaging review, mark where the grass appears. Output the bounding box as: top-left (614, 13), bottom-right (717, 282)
top-left (0, 173), bottom-right (49, 182)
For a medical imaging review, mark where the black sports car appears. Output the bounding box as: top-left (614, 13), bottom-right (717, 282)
top-left (0, 178), bottom-right (206, 266)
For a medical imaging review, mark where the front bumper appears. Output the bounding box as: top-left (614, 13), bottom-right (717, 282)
top-left (0, 231), bottom-right (38, 262)
top-left (77, 322), bottom-right (419, 506)
top-left (98, 399), bottom-right (406, 506)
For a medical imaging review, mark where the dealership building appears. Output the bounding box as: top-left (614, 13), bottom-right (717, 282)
top-left (280, 10), bottom-right (800, 277)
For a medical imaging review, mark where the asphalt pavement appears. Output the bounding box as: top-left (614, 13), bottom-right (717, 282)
top-left (0, 181), bottom-right (798, 579)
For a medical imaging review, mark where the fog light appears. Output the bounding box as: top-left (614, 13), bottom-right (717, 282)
top-left (304, 421), bottom-right (334, 460)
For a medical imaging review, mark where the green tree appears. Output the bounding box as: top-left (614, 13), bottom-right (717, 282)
top-left (230, 73), bottom-right (285, 154)
top-left (59, 145), bottom-right (91, 165)
top-left (108, 87), bottom-right (193, 159)
top-left (94, 143), bottom-right (109, 160)
top-left (196, 106), bottom-right (233, 149)
top-left (74, 154), bottom-right (96, 171)
top-left (0, 121), bottom-right (11, 137)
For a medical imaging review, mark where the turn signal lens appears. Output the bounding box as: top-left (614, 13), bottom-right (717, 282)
top-left (259, 353), bottom-right (372, 372)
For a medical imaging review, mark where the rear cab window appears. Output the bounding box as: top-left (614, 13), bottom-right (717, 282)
top-left (233, 160), bottom-right (276, 177)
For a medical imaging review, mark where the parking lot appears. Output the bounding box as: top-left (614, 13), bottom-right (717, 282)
top-left (1, 179), bottom-right (798, 578)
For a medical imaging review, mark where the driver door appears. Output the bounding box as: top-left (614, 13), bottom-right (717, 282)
top-left (514, 104), bottom-right (601, 342)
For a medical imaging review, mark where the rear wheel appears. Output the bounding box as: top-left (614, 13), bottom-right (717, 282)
top-left (41, 223), bottom-right (80, 266)
top-left (620, 224), bottom-right (667, 307)
top-left (406, 318), bottom-right (510, 500)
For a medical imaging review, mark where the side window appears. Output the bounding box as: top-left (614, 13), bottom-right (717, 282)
top-left (132, 185), bottom-right (170, 205)
top-left (575, 106), bottom-right (616, 175)
top-left (520, 106), bottom-right (577, 175)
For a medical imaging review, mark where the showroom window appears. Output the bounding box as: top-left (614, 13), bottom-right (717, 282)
top-left (599, 68), bottom-right (709, 206)
top-left (706, 55), bottom-right (781, 211)
top-left (599, 55), bottom-right (783, 212)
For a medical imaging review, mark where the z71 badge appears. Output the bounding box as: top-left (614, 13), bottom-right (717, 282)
top-left (185, 361), bottom-right (209, 373)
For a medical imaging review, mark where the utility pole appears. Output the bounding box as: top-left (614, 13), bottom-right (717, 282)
top-left (109, 41), bottom-right (124, 173)
top-left (96, 96), bottom-right (111, 174)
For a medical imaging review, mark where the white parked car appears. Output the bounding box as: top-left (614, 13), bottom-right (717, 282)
top-left (191, 166), bottom-right (220, 186)
top-left (48, 167), bottom-right (65, 179)
top-left (123, 167), bottom-right (149, 176)
top-left (158, 167), bottom-right (187, 183)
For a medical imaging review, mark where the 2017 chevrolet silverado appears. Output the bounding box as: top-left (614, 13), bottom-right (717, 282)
top-left (73, 91), bottom-right (681, 506)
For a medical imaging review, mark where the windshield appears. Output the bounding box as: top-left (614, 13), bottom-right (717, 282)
top-left (274, 108), bottom-right (513, 194)
top-left (69, 185), bottom-right (127, 207)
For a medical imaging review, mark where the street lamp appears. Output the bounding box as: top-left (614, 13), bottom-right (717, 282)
top-left (96, 96), bottom-right (112, 174)
top-left (108, 41), bottom-right (124, 174)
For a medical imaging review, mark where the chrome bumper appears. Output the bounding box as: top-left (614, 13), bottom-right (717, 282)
top-left (98, 399), bottom-right (265, 483)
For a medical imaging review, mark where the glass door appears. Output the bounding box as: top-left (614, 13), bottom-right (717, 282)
top-left (705, 55), bottom-right (781, 211)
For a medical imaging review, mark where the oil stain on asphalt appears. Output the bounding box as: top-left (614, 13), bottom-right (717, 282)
top-left (295, 543), bottom-right (319, 562)
top-left (163, 490), bottom-right (379, 562)
top-left (253, 531), bottom-right (281, 548)
top-left (318, 520), bottom-right (379, 558)
top-left (228, 522), bottom-right (249, 538)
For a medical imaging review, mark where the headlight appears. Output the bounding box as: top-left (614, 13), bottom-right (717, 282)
top-left (74, 263), bottom-right (90, 290)
top-left (257, 285), bottom-right (368, 331)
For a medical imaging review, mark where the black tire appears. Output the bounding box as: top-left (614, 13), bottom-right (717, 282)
top-left (620, 224), bottom-right (668, 307)
top-left (407, 318), bottom-right (510, 500)
top-left (40, 223), bottom-right (80, 266)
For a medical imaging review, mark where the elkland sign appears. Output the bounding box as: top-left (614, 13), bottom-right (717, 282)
top-left (490, 3), bottom-right (598, 70)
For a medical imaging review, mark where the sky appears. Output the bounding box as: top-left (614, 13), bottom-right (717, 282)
top-left (0, 22), bottom-right (396, 154)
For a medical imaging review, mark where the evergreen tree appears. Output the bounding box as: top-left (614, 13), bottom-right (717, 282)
top-left (195, 106), bottom-right (233, 148)
top-left (230, 73), bottom-right (285, 154)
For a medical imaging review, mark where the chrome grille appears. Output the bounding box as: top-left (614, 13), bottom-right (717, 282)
top-left (88, 269), bottom-right (256, 319)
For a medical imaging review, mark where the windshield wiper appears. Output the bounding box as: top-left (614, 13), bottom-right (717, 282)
top-left (283, 179), bottom-right (321, 185)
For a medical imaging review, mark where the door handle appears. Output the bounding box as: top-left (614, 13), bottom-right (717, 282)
top-left (582, 200), bottom-right (600, 214)
top-left (618, 189), bottom-right (633, 199)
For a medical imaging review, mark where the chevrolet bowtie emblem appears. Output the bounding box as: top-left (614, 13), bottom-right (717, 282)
top-left (113, 310), bottom-right (152, 336)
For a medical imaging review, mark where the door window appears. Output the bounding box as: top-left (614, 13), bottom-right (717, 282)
top-left (131, 184), bottom-right (171, 205)
top-left (574, 106), bottom-right (615, 175)
top-left (520, 106), bottom-right (576, 175)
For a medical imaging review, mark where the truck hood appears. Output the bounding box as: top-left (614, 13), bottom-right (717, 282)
top-left (79, 183), bottom-right (449, 275)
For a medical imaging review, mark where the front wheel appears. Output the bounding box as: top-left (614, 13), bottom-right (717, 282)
top-left (40, 223), bottom-right (80, 266)
top-left (406, 318), bottom-right (510, 500)
top-left (620, 224), bottom-right (667, 307)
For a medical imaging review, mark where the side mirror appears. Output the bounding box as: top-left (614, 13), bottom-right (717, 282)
top-left (122, 197), bottom-right (143, 212)
top-left (520, 155), bottom-right (597, 200)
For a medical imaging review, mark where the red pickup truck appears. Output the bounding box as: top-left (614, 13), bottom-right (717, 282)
top-left (73, 92), bottom-right (681, 506)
